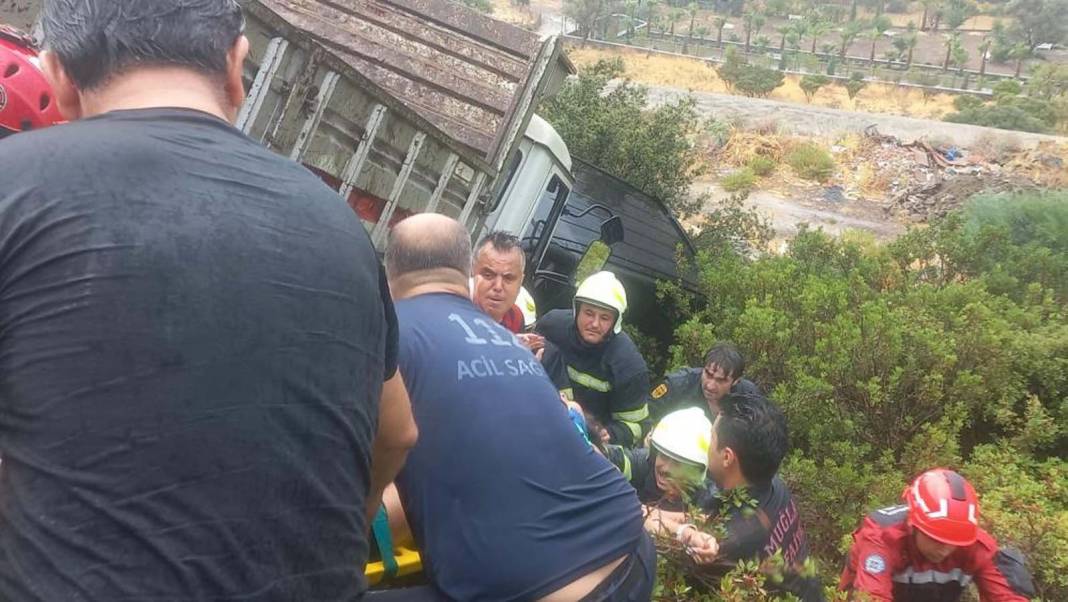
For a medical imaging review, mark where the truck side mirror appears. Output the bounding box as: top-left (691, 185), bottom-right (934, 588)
top-left (599, 216), bottom-right (624, 246)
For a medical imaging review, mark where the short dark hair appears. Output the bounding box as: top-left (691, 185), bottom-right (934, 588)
top-left (385, 218), bottom-right (472, 279)
top-left (715, 393), bottom-right (788, 484)
top-left (704, 342), bottom-right (746, 380)
top-left (40, 0), bottom-right (245, 90)
top-left (475, 231), bottom-right (525, 271)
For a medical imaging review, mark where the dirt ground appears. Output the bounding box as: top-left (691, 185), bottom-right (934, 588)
top-left (568, 44), bottom-right (961, 120)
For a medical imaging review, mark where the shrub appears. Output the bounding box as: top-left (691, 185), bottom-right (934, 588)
top-left (786, 143), bottom-right (835, 182)
top-left (746, 155), bottom-right (776, 177)
top-left (656, 192), bottom-right (1068, 596)
top-left (735, 65), bottom-right (786, 98)
top-left (799, 74), bottom-right (831, 103)
top-left (842, 71), bottom-right (868, 101)
top-left (953, 94), bottom-right (985, 111)
top-left (720, 168), bottom-right (758, 192)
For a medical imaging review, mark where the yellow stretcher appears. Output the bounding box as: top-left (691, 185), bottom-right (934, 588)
top-left (365, 546), bottom-right (423, 585)
top-left (366, 505), bottom-right (423, 586)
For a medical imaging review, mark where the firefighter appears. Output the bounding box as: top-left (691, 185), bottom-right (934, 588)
top-left (648, 342), bottom-right (761, 420)
top-left (602, 407), bottom-right (712, 512)
top-left (0, 24), bottom-right (64, 139)
top-left (536, 271), bottom-right (652, 447)
top-left (839, 468), bottom-right (1036, 602)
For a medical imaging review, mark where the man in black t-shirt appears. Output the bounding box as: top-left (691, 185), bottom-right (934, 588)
top-left (0, 1), bottom-right (416, 599)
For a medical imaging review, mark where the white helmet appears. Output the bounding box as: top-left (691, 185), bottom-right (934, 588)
top-left (650, 407), bottom-right (712, 469)
top-left (516, 286), bottom-right (537, 328)
top-left (573, 271), bottom-right (627, 334)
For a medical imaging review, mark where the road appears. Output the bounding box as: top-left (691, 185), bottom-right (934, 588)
top-left (644, 85), bottom-right (1067, 148)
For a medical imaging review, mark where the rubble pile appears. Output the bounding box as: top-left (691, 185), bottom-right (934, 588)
top-left (886, 175), bottom-right (1036, 221)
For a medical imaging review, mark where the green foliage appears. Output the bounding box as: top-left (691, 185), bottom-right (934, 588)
top-left (842, 72), bottom-right (868, 101)
top-left (1027, 64), bottom-right (1068, 100)
top-left (746, 155), bottom-right (777, 177)
top-left (798, 74), bottom-right (830, 103)
top-left (953, 94), bottom-right (985, 111)
top-left (993, 79), bottom-right (1023, 99)
top-left (541, 59), bottom-right (708, 215)
top-left (945, 94), bottom-right (1057, 133)
top-left (658, 190), bottom-right (1068, 598)
top-left (721, 169), bottom-right (758, 192)
top-left (785, 144), bottom-right (835, 182)
top-left (735, 66), bottom-right (786, 98)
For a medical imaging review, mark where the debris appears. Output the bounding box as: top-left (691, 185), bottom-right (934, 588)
top-left (823, 185), bottom-right (848, 203)
top-left (886, 174), bottom-right (1036, 221)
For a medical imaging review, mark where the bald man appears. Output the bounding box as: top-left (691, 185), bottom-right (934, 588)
top-left (381, 214), bottom-right (655, 602)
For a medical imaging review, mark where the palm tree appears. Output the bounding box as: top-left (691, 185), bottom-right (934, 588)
top-left (683, 2), bottom-right (699, 53)
top-left (625, 0), bottom-right (639, 42)
top-left (919, 0), bottom-right (940, 31)
top-left (942, 32), bottom-right (960, 71)
top-left (742, 11), bottom-right (766, 54)
top-left (1008, 42), bottom-right (1030, 78)
top-left (977, 37), bottom-right (992, 83)
top-left (669, 8), bottom-right (684, 38)
top-left (868, 16), bottom-right (892, 69)
top-left (807, 17), bottom-right (830, 54)
top-left (839, 19), bottom-right (866, 59)
top-left (714, 16), bottom-right (728, 48)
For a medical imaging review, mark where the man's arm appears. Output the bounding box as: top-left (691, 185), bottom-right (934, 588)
top-left (365, 371), bottom-right (418, 524)
top-left (838, 525), bottom-right (894, 602)
top-left (973, 546), bottom-right (1035, 602)
top-left (606, 371), bottom-right (652, 447)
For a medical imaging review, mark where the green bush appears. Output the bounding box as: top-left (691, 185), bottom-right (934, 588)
top-left (953, 94), bottom-right (985, 111)
top-left (720, 168), bottom-right (758, 192)
top-left (746, 155), bottom-right (776, 177)
top-left (657, 191), bottom-right (1068, 598)
top-left (785, 144), bottom-right (835, 182)
top-left (799, 74), bottom-right (831, 103)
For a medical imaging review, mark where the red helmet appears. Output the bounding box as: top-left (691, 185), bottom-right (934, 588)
top-left (904, 468), bottom-right (980, 547)
top-left (0, 24), bottom-right (63, 138)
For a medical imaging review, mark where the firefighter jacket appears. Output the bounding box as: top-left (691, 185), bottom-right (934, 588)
top-left (536, 309), bottom-right (651, 447)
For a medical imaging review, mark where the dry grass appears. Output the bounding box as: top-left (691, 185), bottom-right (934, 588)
top-left (490, 0), bottom-right (539, 29)
top-left (566, 44), bottom-right (959, 119)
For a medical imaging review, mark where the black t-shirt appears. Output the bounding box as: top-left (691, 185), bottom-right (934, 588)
top-left (697, 477), bottom-right (825, 602)
top-left (648, 367), bottom-right (761, 421)
top-left (0, 109), bottom-right (397, 600)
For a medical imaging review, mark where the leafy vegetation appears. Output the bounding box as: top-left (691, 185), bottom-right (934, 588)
top-left (721, 168), bottom-right (759, 192)
top-left (798, 74), bottom-right (830, 103)
top-left (945, 81), bottom-right (1059, 133)
top-left (541, 59), bottom-right (709, 215)
top-left (785, 143), bottom-right (835, 182)
top-left (656, 190), bottom-right (1068, 599)
top-left (746, 155), bottom-right (776, 177)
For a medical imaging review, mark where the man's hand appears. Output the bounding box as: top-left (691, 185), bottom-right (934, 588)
top-left (681, 528), bottom-right (720, 565)
top-left (516, 333), bottom-right (545, 352)
top-left (365, 372), bottom-right (418, 526)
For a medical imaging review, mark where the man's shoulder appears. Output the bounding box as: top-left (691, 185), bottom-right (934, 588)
top-left (731, 378), bottom-right (762, 396)
top-left (536, 309), bottom-right (572, 337)
top-left (665, 367), bottom-right (702, 387)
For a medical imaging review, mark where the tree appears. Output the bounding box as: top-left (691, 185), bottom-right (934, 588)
top-left (942, 32), bottom-right (962, 72)
top-left (799, 74), bottom-right (831, 102)
top-left (891, 22), bottom-right (919, 69)
top-left (682, 2), bottom-right (699, 53)
top-left (867, 15), bottom-right (892, 69)
top-left (919, 0), bottom-right (941, 31)
top-left (564, 0), bottom-right (608, 41)
top-left (742, 10), bottom-right (766, 54)
top-left (843, 71), bottom-right (868, 103)
top-left (669, 8), bottom-right (684, 37)
top-left (735, 65), bottom-right (786, 97)
top-left (624, 0), bottom-right (639, 42)
top-left (1008, 42), bottom-right (1031, 78)
top-left (1027, 64), bottom-right (1068, 100)
top-left (1006, 0), bottom-right (1068, 50)
top-left (942, 0), bottom-right (976, 31)
top-left (839, 19), bottom-right (866, 59)
top-left (977, 37), bottom-right (992, 82)
top-left (806, 16), bottom-right (831, 54)
top-left (540, 58), bottom-right (708, 213)
top-left (717, 47), bottom-right (748, 91)
top-left (714, 16), bottom-right (728, 48)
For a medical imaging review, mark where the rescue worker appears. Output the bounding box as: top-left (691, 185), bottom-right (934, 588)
top-left (537, 271), bottom-right (652, 447)
top-left (644, 393), bottom-right (824, 601)
top-left (839, 468), bottom-right (1036, 602)
top-left (0, 24), bottom-right (64, 139)
top-left (649, 342), bottom-right (761, 420)
top-left (602, 407), bottom-right (712, 512)
top-left (382, 214), bottom-right (655, 601)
